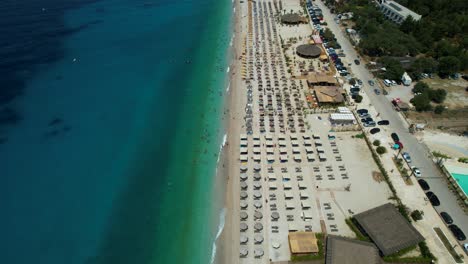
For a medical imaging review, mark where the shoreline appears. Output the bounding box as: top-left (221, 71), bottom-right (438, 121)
top-left (215, 0), bottom-right (243, 262)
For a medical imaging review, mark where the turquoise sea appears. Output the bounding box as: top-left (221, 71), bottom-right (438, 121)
top-left (1, 0), bottom-right (232, 263)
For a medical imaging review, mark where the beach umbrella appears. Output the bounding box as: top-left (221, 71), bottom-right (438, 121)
top-left (253, 164), bottom-right (261, 172)
top-left (240, 165), bottom-right (248, 172)
top-left (240, 235), bottom-right (248, 244)
top-left (240, 201), bottom-right (248, 209)
top-left (253, 191), bottom-right (262, 199)
top-left (254, 249), bottom-right (264, 257)
top-left (240, 222), bottom-right (248, 232)
top-left (240, 173), bottom-right (247, 181)
top-left (253, 173), bottom-right (261, 181)
top-left (254, 234), bottom-right (264, 244)
top-left (253, 182), bottom-right (262, 189)
top-left (240, 191), bottom-right (248, 199)
top-left (254, 211), bottom-right (263, 220)
top-left (271, 212), bottom-right (280, 220)
top-left (254, 201), bottom-right (262, 209)
top-left (272, 242), bottom-right (281, 249)
top-left (254, 222), bottom-right (263, 231)
top-left (240, 248), bottom-right (248, 257)
top-left (240, 211), bottom-right (248, 220)
top-left (240, 181), bottom-right (248, 190)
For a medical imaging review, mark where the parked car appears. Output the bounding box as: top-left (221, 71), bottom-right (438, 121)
top-left (370, 128), bottom-right (380, 134)
top-left (426, 192), bottom-right (440, 206)
top-left (357, 79), bottom-right (363, 85)
top-left (418, 179), bottom-right (430, 191)
top-left (357, 109), bottom-right (368, 114)
top-left (448, 225), bottom-right (466, 241)
top-left (361, 117), bottom-right (373, 123)
top-left (411, 166), bottom-right (421, 177)
top-left (377, 120), bottom-right (390, 125)
top-left (368, 80), bottom-right (375, 86)
top-left (354, 59), bottom-right (360, 65)
top-left (391, 80), bottom-right (397, 86)
top-left (374, 88), bottom-right (381, 95)
top-left (358, 112), bottom-right (370, 118)
top-left (363, 121), bottom-right (376, 127)
top-left (440, 212), bottom-right (453, 224)
top-left (402, 152), bottom-right (412, 163)
top-left (384, 79), bottom-right (391, 87)
top-left (391, 133), bottom-right (399, 142)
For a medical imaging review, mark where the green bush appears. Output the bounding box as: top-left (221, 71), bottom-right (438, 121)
top-left (412, 82), bottom-right (430, 94)
top-left (376, 146), bottom-right (387, 155)
top-left (410, 93), bottom-right (432, 111)
top-left (429, 88), bottom-right (447, 103)
top-left (411, 210), bottom-right (423, 221)
top-left (434, 105), bottom-right (445, 114)
top-left (355, 95), bottom-right (363, 103)
top-left (458, 157), bottom-right (468, 163)
top-left (373, 140), bottom-right (381, 146)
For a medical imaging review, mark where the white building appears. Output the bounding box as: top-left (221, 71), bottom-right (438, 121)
top-left (401, 72), bottom-right (412, 86)
top-left (378, 0), bottom-right (421, 24)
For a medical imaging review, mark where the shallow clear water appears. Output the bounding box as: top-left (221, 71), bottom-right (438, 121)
top-left (1, 0), bottom-right (231, 263)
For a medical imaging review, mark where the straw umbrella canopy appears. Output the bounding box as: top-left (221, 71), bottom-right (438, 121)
top-left (254, 222), bottom-right (263, 231)
top-left (240, 211), bottom-right (248, 220)
top-left (253, 182), bottom-right (262, 189)
top-left (240, 173), bottom-right (248, 181)
top-left (253, 164), bottom-right (261, 172)
top-left (254, 211), bottom-right (263, 220)
top-left (240, 248), bottom-right (248, 257)
top-left (240, 165), bottom-right (248, 172)
top-left (254, 234), bottom-right (264, 244)
top-left (240, 222), bottom-right (248, 232)
top-left (240, 191), bottom-right (248, 199)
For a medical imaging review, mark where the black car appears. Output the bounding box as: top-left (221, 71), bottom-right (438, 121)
top-left (370, 128), bottom-right (381, 134)
top-left (426, 191), bottom-right (440, 206)
top-left (440, 212), bottom-right (453, 224)
top-left (361, 117), bottom-right (373, 123)
top-left (354, 59), bottom-right (360, 65)
top-left (357, 79), bottom-right (363, 85)
top-left (417, 179), bottom-right (430, 191)
top-left (357, 109), bottom-right (368, 114)
top-left (378, 120), bottom-right (390, 125)
top-left (448, 225), bottom-right (466, 241)
top-left (374, 88), bottom-right (381, 95)
top-left (391, 133), bottom-right (399, 142)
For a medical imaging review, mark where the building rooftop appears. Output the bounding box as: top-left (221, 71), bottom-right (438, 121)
top-left (354, 203), bottom-right (424, 255)
top-left (313, 86), bottom-right (344, 104)
top-left (288, 232), bottom-right (319, 254)
top-left (380, 0), bottom-right (421, 22)
top-left (326, 235), bottom-right (381, 264)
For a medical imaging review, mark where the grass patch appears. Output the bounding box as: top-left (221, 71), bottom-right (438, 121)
top-left (433, 228), bottom-right (464, 263)
top-left (290, 233), bottom-right (325, 262)
top-left (345, 218), bottom-right (370, 242)
top-left (354, 133), bottom-right (365, 139)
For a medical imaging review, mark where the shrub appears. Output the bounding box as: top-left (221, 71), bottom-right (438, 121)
top-left (434, 105), bottom-right (445, 114)
top-left (355, 95), bottom-right (363, 103)
top-left (373, 140), bottom-right (381, 146)
top-left (429, 88), bottom-right (447, 103)
top-left (410, 93), bottom-right (432, 111)
top-left (412, 82), bottom-right (429, 94)
top-left (458, 157), bottom-right (468, 163)
top-left (376, 146), bottom-right (387, 155)
top-left (411, 210), bottom-right (423, 221)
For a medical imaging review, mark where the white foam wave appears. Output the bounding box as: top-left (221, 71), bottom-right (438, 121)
top-left (210, 207), bottom-right (227, 264)
top-left (226, 82), bottom-right (231, 92)
top-left (226, 66), bottom-right (230, 73)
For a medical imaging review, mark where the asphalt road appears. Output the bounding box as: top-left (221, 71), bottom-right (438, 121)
top-left (315, 0), bottom-right (468, 243)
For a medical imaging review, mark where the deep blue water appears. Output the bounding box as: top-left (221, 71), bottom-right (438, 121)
top-left (0, 0), bottom-right (231, 263)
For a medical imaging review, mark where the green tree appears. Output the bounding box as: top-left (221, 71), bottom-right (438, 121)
top-left (434, 105), bottom-right (445, 114)
top-left (412, 82), bottom-right (430, 94)
top-left (438, 56), bottom-right (460, 76)
top-left (379, 57), bottom-right (404, 80)
top-left (376, 146), bottom-right (387, 155)
top-left (409, 57), bottom-right (438, 79)
top-left (355, 95), bottom-right (363, 103)
top-left (373, 140), bottom-right (381, 146)
top-left (411, 93), bottom-right (432, 111)
top-left (429, 89), bottom-right (447, 103)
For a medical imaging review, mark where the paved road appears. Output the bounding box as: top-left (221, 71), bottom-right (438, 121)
top-left (315, 0), bottom-right (468, 243)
